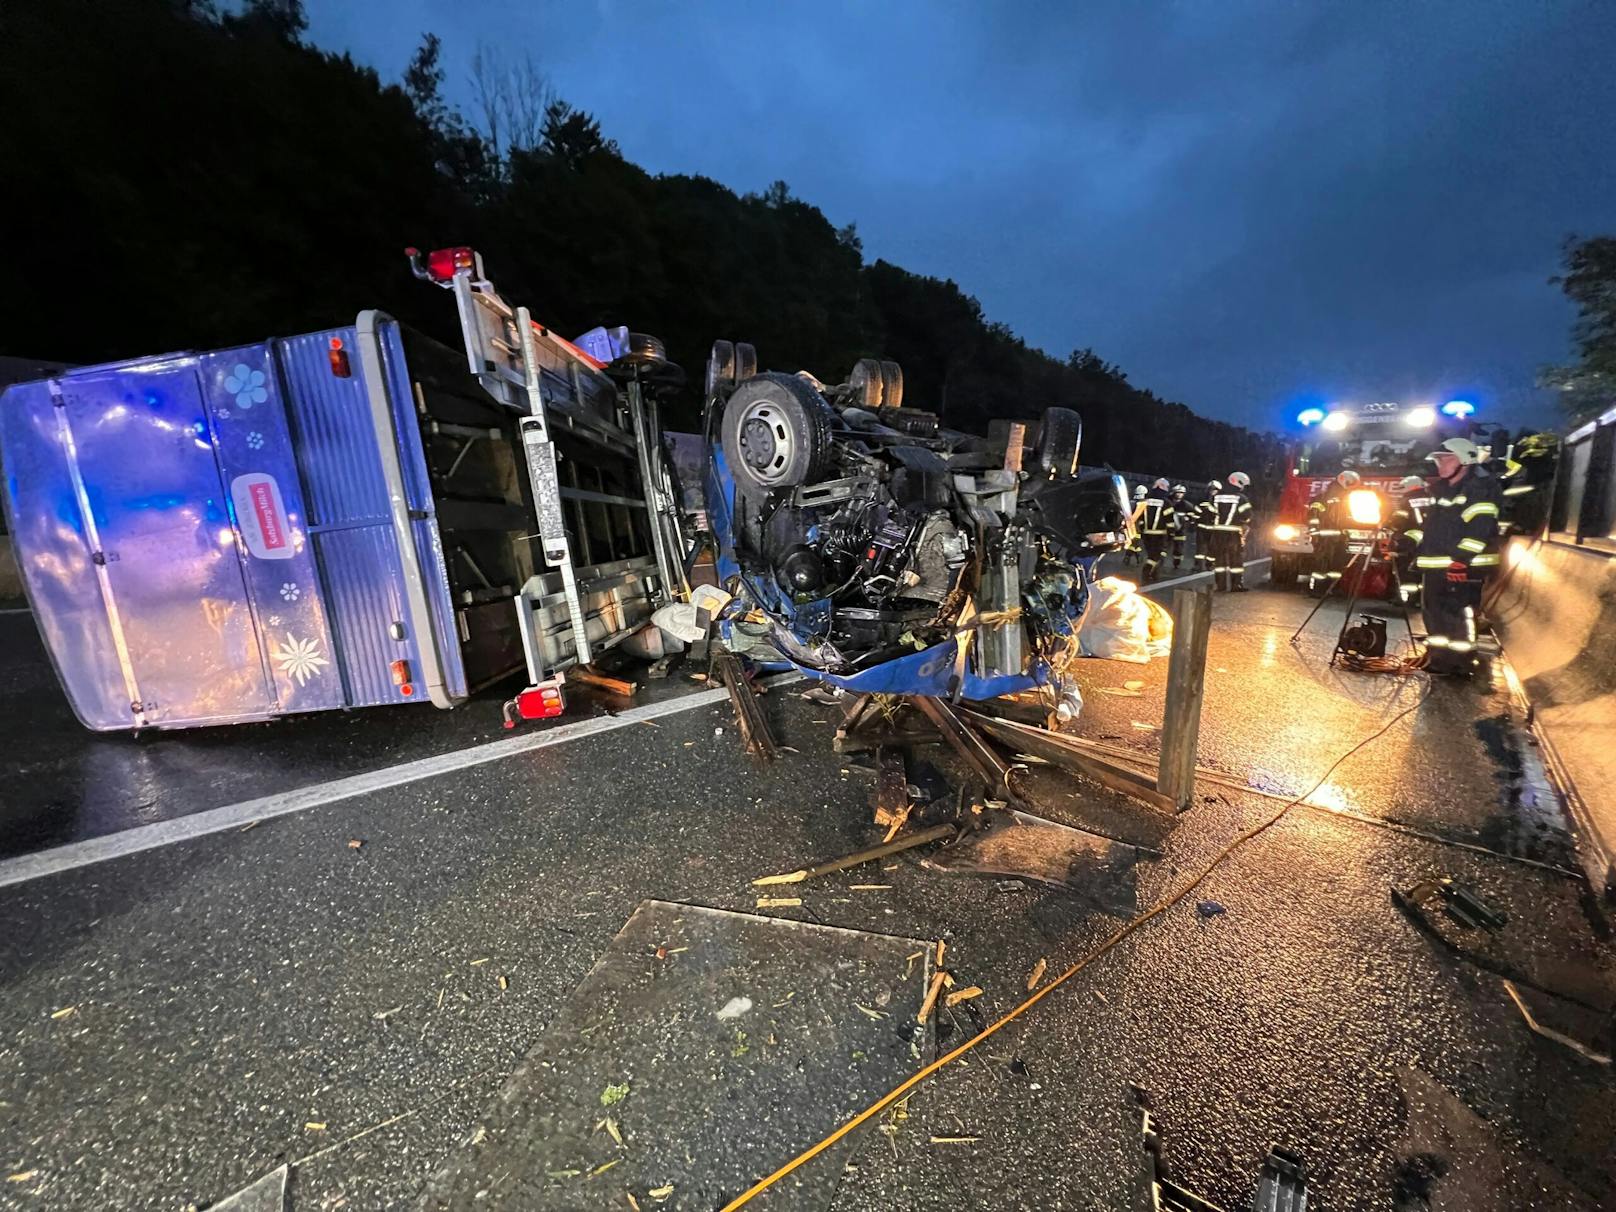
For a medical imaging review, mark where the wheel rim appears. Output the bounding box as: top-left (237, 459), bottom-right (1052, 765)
top-left (735, 400), bottom-right (796, 485)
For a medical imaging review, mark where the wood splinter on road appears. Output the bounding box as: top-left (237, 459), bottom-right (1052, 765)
top-left (917, 970), bottom-right (948, 1024)
top-left (752, 824), bottom-right (956, 887)
top-left (945, 986), bottom-right (983, 1007)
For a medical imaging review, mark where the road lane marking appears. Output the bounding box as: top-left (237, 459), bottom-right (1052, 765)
top-left (0, 685), bottom-right (739, 890)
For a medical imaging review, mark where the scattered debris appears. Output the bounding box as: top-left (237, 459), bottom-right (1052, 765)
top-left (849, 884), bottom-right (891, 891)
top-left (753, 823), bottom-right (956, 887)
top-left (755, 897), bottom-right (802, 909)
top-left (1124, 679), bottom-right (1146, 690)
top-left (498, 975), bottom-right (509, 991)
top-left (1134, 1085), bottom-right (1308, 1212)
top-left (572, 666), bottom-right (639, 697)
top-left (1396, 876), bottom-right (1509, 931)
top-left (716, 997), bottom-right (752, 1020)
top-left (649, 1185), bottom-right (674, 1200)
top-left (854, 1003), bottom-right (887, 1020)
top-left (945, 986), bottom-right (983, 1007)
top-left (373, 1006), bottom-right (402, 1021)
top-left (1098, 687), bottom-right (1143, 697)
top-left (929, 1135), bottom-right (980, 1145)
top-left (50, 1005), bottom-right (77, 1020)
top-left (7, 1171), bottom-right (37, 1183)
top-left (597, 1116), bottom-right (625, 1146)
top-left (712, 651), bottom-right (778, 761)
top-left (904, 951), bottom-right (925, 980)
top-left (1026, 958), bottom-right (1047, 991)
top-left (470, 957), bottom-right (490, 966)
top-left (600, 1083), bottom-right (631, 1107)
top-left (1131, 721), bottom-right (1155, 731)
top-left (917, 970), bottom-right (948, 1024)
top-left (305, 1122), bottom-right (327, 1132)
top-left (1503, 980), bottom-right (1612, 1065)
top-left (590, 1159), bottom-right (621, 1178)
top-left (627, 1192), bottom-right (641, 1211)
top-left (207, 1164), bottom-right (290, 1212)
top-left (347, 838), bottom-right (364, 850)
top-left (1195, 900), bottom-right (1226, 920)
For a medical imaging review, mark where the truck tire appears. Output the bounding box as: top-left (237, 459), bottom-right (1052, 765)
top-left (849, 358), bottom-right (884, 409)
top-left (705, 340), bottom-right (736, 399)
top-left (721, 373), bottom-right (835, 500)
top-left (879, 360), bottom-right (904, 408)
top-left (1034, 407), bottom-right (1082, 478)
top-left (734, 342), bottom-right (759, 383)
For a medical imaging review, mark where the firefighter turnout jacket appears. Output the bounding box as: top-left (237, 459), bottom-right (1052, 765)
top-left (1389, 484), bottom-right (1434, 552)
top-left (1413, 467), bottom-right (1503, 575)
top-left (1207, 488), bottom-right (1253, 534)
top-left (1306, 488), bottom-right (1352, 540)
top-left (1133, 490), bottom-right (1178, 537)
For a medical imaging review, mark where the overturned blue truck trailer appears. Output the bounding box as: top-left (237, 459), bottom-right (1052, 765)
top-left (1, 255), bottom-right (688, 731)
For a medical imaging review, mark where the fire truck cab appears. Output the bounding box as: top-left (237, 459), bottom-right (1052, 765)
top-left (1268, 400), bottom-right (1482, 593)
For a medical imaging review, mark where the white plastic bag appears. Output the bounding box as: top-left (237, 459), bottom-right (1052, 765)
top-left (1076, 576), bottom-right (1174, 663)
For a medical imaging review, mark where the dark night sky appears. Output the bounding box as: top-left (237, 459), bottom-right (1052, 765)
top-left (308, 0), bottom-right (1614, 433)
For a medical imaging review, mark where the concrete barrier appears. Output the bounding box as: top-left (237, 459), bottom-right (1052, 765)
top-left (1491, 535), bottom-right (1616, 897)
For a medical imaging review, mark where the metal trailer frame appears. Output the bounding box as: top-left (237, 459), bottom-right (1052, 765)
top-left (415, 248), bottom-right (688, 715)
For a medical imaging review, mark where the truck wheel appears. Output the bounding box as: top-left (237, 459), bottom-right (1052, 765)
top-left (734, 342), bottom-right (759, 383)
top-left (721, 373), bottom-right (835, 500)
top-left (879, 360), bottom-right (904, 408)
top-left (849, 358), bottom-right (884, 409)
top-left (705, 340), bottom-right (736, 399)
top-left (1034, 407), bottom-right (1082, 478)
top-left (1270, 553), bottom-right (1298, 588)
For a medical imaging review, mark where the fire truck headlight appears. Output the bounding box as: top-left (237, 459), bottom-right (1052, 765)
top-left (1406, 406), bottom-right (1436, 428)
top-left (1322, 411), bottom-right (1350, 432)
top-left (1274, 523), bottom-right (1300, 541)
top-left (1347, 489), bottom-right (1382, 526)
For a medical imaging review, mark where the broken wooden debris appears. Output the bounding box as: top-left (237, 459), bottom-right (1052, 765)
top-left (917, 970), bottom-right (948, 1023)
top-left (1502, 980), bottom-right (1611, 1065)
top-left (913, 695), bottom-right (1026, 806)
top-left (711, 650), bottom-right (777, 762)
top-left (572, 666), bottom-right (640, 697)
top-left (752, 823), bottom-right (957, 887)
top-left (965, 710), bottom-right (1177, 814)
top-left (945, 986), bottom-right (983, 1007)
top-left (873, 746), bottom-right (910, 832)
top-left (1026, 958), bottom-right (1047, 991)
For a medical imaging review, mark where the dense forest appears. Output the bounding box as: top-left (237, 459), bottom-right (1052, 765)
top-left (0, 0), bottom-right (1283, 481)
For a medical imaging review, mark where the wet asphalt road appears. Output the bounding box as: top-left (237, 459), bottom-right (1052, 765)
top-left (1, 582), bottom-right (1613, 1210)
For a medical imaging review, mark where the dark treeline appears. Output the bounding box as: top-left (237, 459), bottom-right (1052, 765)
top-left (0, 0), bottom-right (1281, 480)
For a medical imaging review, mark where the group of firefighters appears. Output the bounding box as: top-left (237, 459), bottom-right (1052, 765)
top-left (1301, 432), bottom-right (1554, 676)
top-left (1120, 430), bottom-right (1556, 678)
top-left (1123, 474), bottom-right (1255, 592)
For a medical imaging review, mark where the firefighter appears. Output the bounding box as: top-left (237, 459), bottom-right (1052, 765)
top-left (1305, 469), bottom-right (1361, 597)
top-left (1499, 431), bottom-right (1557, 535)
top-left (1133, 478), bottom-right (1177, 584)
top-left (1414, 437), bottom-right (1502, 677)
top-left (1207, 472), bottom-right (1254, 591)
top-left (1168, 484), bottom-right (1190, 568)
top-left (1122, 485), bottom-right (1147, 565)
top-left (1388, 474), bottom-right (1433, 605)
top-left (1194, 480), bottom-right (1221, 574)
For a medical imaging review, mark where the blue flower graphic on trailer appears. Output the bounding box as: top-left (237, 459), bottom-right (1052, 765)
top-left (224, 363), bottom-right (269, 409)
top-left (245, 431), bottom-right (265, 450)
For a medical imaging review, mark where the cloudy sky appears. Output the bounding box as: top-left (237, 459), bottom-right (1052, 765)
top-left (308, 0), bottom-right (1614, 432)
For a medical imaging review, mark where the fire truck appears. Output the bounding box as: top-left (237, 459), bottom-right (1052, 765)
top-left (1267, 399), bottom-right (1483, 595)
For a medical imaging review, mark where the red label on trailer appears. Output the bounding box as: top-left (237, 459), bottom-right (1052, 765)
top-left (230, 473), bottom-right (295, 561)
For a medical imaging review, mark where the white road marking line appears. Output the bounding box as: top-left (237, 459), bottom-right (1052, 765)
top-left (0, 685), bottom-right (741, 891)
top-left (0, 608), bottom-right (33, 616)
top-left (1138, 557), bottom-right (1271, 595)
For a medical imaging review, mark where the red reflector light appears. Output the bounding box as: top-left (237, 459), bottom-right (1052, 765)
top-left (328, 337), bottom-right (351, 378)
top-left (389, 659), bottom-right (411, 686)
top-left (516, 686), bottom-right (565, 720)
top-left (425, 246), bottom-right (475, 282)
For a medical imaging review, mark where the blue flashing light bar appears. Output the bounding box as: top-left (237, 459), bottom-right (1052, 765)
top-left (1441, 399), bottom-right (1474, 418)
top-left (1297, 407), bottom-right (1326, 426)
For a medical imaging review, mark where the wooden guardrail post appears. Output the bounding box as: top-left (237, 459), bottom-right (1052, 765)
top-left (1158, 588), bottom-right (1212, 810)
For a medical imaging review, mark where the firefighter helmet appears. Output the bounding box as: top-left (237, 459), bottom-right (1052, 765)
top-left (1336, 470), bottom-right (1361, 488)
top-left (1171, 484), bottom-right (1186, 495)
top-left (1153, 477), bottom-right (1170, 490)
top-left (1427, 437), bottom-right (1481, 466)
top-left (1399, 475), bottom-right (1426, 491)
top-left (1227, 471), bottom-right (1251, 489)
top-left (1207, 479), bottom-right (1223, 493)
top-left (1133, 484), bottom-right (1148, 499)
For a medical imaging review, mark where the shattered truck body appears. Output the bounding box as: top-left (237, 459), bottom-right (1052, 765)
top-left (699, 347), bottom-right (1135, 710)
top-left (3, 244), bottom-right (1131, 731)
